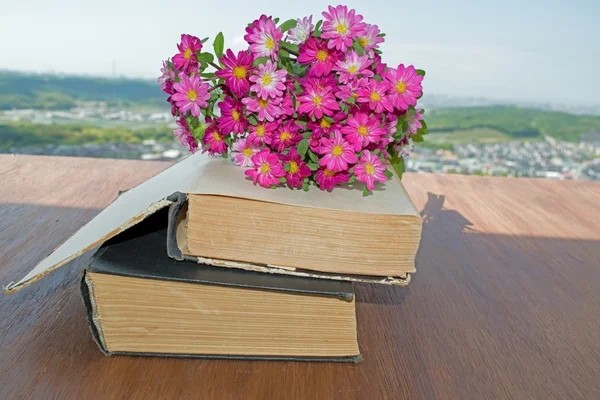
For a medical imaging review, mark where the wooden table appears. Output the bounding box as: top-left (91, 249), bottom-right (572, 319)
top-left (1, 155), bottom-right (599, 399)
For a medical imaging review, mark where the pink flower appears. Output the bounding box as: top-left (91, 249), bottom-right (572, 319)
top-left (215, 50), bottom-right (254, 98)
top-left (297, 85), bottom-right (339, 120)
top-left (298, 75), bottom-right (337, 90)
top-left (394, 136), bottom-right (415, 157)
top-left (171, 73), bottom-right (210, 117)
top-left (297, 37), bottom-right (341, 77)
top-left (287, 16), bottom-right (313, 45)
top-left (318, 131), bottom-right (358, 172)
top-left (217, 97), bottom-right (248, 135)
top-left (321, 5), bottom-right (367, 52)
top-left (357, 24), bottom-right (385, 56)
top-left (172, 34), bottom-right (202, 73)
top-left (406, 109), bottom-right (424, 135)
top-left (202, 122), bottom-right (228, 155)
top-left (242, 96), bottom-right (283, 122)
top-left (371, 53), bottom-right (387, 75)
top-left (279, 147), bottom-right (311, 188)
top-left (245, 148), bottom-right (285, 187)
top-left (354, 150), bottom-right (388, 190)
top-left (356, 79), bottom-right (394, 114)
top-left (173, 117), bottom-right (198, 153)
top-left (315, 167), bottom-right (350, 191)
top-left (248, 121), bottom-right (277, 145)
top-left (232, 138), bottom-right (260, 167)
top-left (341, 112), bottom-right (387, 152)
top-left (249, 60), bottom-right (287, 99)
top-left (280, 92), bottom-right (296, 116)
top-left (158, 60), bottom-right (175, 94)
top-left (271, 121), bottom-right (302, 152)
top-left (335, 78), bottom-right (368, 102)
top-left (307, 114), bottom-right (341, 138)
top-left (333, 51), bottom-right (374, 84)
top-left (384, 64), bottom-right (424, 110)
top-left (245, 16), bottom-right (283, 60)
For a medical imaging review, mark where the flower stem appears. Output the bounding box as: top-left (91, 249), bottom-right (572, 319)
top-left (208, 84), bottom-right (224, 93)
top-left (208, 61), bottom-right (221, 70)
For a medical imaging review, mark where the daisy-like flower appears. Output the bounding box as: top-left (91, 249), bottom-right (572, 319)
top-left (341, 112), bottom-right (388, 152)
top-left (245, 148), bottom-right (285, 187)
top-left (307, 112), bottom-right (344, 138)
top-left (280, 92), bottom-right (296, 116)
top-left (279, 147), bottom-right (311, 188)
top-left (231, 138), bottom-right (260, 167)
top-left (405, 109), bottom-right (424, 135)
top-left (171, 73), bottom-right (210, 117)
top-left (248, 121), bottom-right (277, 145)
top-left (202, 123), bottom-right (228, 155)
top-left (333, 51), bottom-right (374, 84)
top-left (245, 16), bottom-right (283, 60)
top-left (297, 37), bottom-right (341, 77)
top-left (371, 53), bottom-right (387, 75)
top-left (321, 5), bottom-right (367, 52)
top-left (297, 85), bottom-right (339, 120)
top-left (356, 79), bottom-right (394, 114)
top-left (298, 75), bottom-right (338, 90)
top-left (357, 24), bottom-right (385, 56)
top-left (242, 96), bottom-right (283, 122)
top-left (354, 150), bottom-right (388, 190)
top-left (335, 77), bottom-right (368, 102)
top-left (271, 121), bottom-right (302, 152)
top-left (287, 16), bottom-right (313, 45)
top-left (394, 136), bottom-right (415, 157)
top-left (249, 60), bottom-right (287, 99)
top-left (173, 117), bottom-right (192, 146)
top-left (158, 60), bottom-right (175, 94)
top-left (215, 50), bottom-right (254, 98)
top-left (217, 97), bottom-right (248, 135)
top-left (315, 167), bottom-right (350, 191)
top-left (318, 131), bottom-right (358, 172)
top-left (172, 34), bottom-right (202, 73)
top-left (383, 64), bottom-right (424, 110)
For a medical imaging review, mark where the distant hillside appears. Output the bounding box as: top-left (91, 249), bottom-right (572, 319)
top-left (0, 71), bottom-right (164, 110)
top-left (426, 106), bottom-right (600, 142)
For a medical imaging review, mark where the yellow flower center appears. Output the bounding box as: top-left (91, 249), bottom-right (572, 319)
top-left (280, 131), bottom-right (291, 141)
top-left (312, 95), bottom-right (323, 106)
top-left (231, 109), bottom-right (240, 121)
top-left (358, 37), bottom-right (368, 47)
top-left (396, 81), bottom-right (407, 93)
top-left (352, 92), bottom-right (359, 99)
top-left (183, 48), bottom-right (192, 60)
top-left (316, 50), bottom-right (328, 61)
top-left (187, 89), bottom-right (197, 101)
top-left (260, 162), bottom-right (270, 173)
top-left (265, 37), bottom-right (276, 50)
top-left (370, 91), bottom-right (381, 101)
top-left (336, 23), bottom-right (348, 34)
top-left (258, 99), bottom-right (269, 109)
top-left (324, 168), bottom-right (336, 177)
top-left (243, 148), bottom-right (254, 157)
top-left (212, 131), bottom-right (222, 141)
top-left (332, 145), bottom-right (343, 156)
top-left (289, 161), bottom-right (299, 174)
top-left (320, 119), bottom-right (331, 128)
top-left (256, 125), bottom-right (265, 136)
top-left (261, 74), bottom-right (272, 85)
top-left (233, 66), bottom-right (247, 79)
top-left (348, 65), bottom-right (357, 74)
top-left (365, 163), bottom-right (375, 174)
top-left (358, 126), bottom-right (368, 136)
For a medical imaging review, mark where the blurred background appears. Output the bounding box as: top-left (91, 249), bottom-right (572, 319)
top-left (1, 0), bottom-right (599, 179)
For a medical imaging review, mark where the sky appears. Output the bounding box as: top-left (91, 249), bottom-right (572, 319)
top-left (1, 0), bottom-right (599, 105)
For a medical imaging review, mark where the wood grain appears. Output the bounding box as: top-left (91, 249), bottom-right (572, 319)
top-left (1, 154), bottom-right (600, 399)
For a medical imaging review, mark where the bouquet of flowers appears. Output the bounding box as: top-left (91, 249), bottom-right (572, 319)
top-left (158, 5), bottom-right (427, 194)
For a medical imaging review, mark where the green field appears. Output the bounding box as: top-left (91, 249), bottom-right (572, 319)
top-left (427, 127), bottom-right (514, 144)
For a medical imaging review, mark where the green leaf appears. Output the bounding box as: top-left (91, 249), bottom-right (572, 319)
top-left (200, 37), bottom-right (209, 44)
top-left (200, 72), bottom-right (216, 78)
top-left (280, 41), bottom-right (299, 53)
top-left (307, 162), bottom-right (318, 171)
top-left (416, 69), bottom-right (426, 76)
top-left (377, 33), bottom-right (386, 37)
top-left (297, 139), bottom-right (309, 157)
top-left (348, 175), bottom-right (356, 184)
top-left (273, 17), bottom-right (280, 24)
top-left (294, 81), bottom-right (302, 94)
top-left (279, 19), bottom-right (297, 33)
top-left (283, 163), bottom-right (291, 172)
top-left (412, 133), bottom-right (424, 143)
top-left (323, 115), bottom-right (334, 123)
top-left (213, 32), bottom-right (224, 57)
top-left (362, 186), bottom-right (371, 196)
top-left (312, 29), bottom-right (321, 38)
top-left (346, 96), bottom-right (356, 105)
top-left (198, 52), bottom-right (215, 63)
top-left (223, 135), bottom-right (232, 147)
top-left (314, 20), bottom-right (323, 31)
top-left (383, 169), bottom-right (394, 179)
top-left (278, 48), bottom-right (291, 59)
top-left (247, 115), bottom-right (258, 125)
top-left (302, 131), bottom-right (311, 139)
top-left (373, 48), bottom-right (382, 55)
top-left (302, 181), bottom-right (310, 192)
top-left (278, 176), bottom-right (287, 183)
top-left (352, 40), bottom-right (365, 56)
top-left (308, 150), bottom-right (318, 163)
top-left (253, 57), bottom-right (270, 66)
top-left (390, 156), bottom-right (405, 179)
top-left (372, 74), bottom-right (382, 82)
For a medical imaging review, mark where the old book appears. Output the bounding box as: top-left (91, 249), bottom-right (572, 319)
top-left (81, 210), bottom-right (361, 361)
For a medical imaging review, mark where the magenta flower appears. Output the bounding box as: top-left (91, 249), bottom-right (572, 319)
top-left (298, 75), bottom-right (338, 90)
top-left (242, 96), bottom-right (283, 122)
top-left (232, 138), bottom-right (260, 167)
top-left (297, 37), bottom-right (341, 77)
top-left (333, 51), bottom-right (374, 84)
top-left (287, 16), bottom-right (314, 45)
top-left (335, 77), bottom-right (368, 102)
top-left (384, 64), bottom-right (424, 111)
top-left (341, 112), bottom-right (387, 152)
top-left (354, 150), bottom-right (388, 190)
top-left (248, 121), bottom-right (277, 145)
top-left (171, 73), bottom-right (210, 117)
top-left (297, 85), bottom-right (339, 120)
top-left (315, 167), bottom-right (350, 191)
top-left (202, 123), bottom-right (228, 156)
top-left (406, 109), bottom-right (424, 135)
top-left (356, 79), bottom-right (394, 114)
top-left (173, 117), bottom-right (198, 154)
top-left (216, 50), bottom-right (254, 98)
top-left (249, 60), bottom-right (287, 99)
top-left (318, 131), bottom-right (358, 172)
top-left (172, 34), bottom-right (202, 73)
top-left (371, 53), bottom-right (387, 75)
top-left (357, 24), bottom-right (385, 56)
top-left (217, 97), bottom-right (248, 135)
top-left (321, 5), bottom-right (367, 52)
top-left (280, 92), bottom-right (296, 116)
top-left (245, 148), bottom-right (285, 187)
top-left (307, 115), bottom-right (341, 139)
top-left (279, 147), bottom-right (311, 188)
top-left (271, 121), bottom-right (302, 152)
top-left (394, 136), bottom-right (415, 157)
top-left (158, 60), bottom-right (175, 94)
top-left (245, 16), bottom-right (283, 60)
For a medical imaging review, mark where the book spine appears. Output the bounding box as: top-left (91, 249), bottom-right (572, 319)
top-left (80, 268), bottom-right (110, 356)
top-left (166, 192), bottom-right (187, 261)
